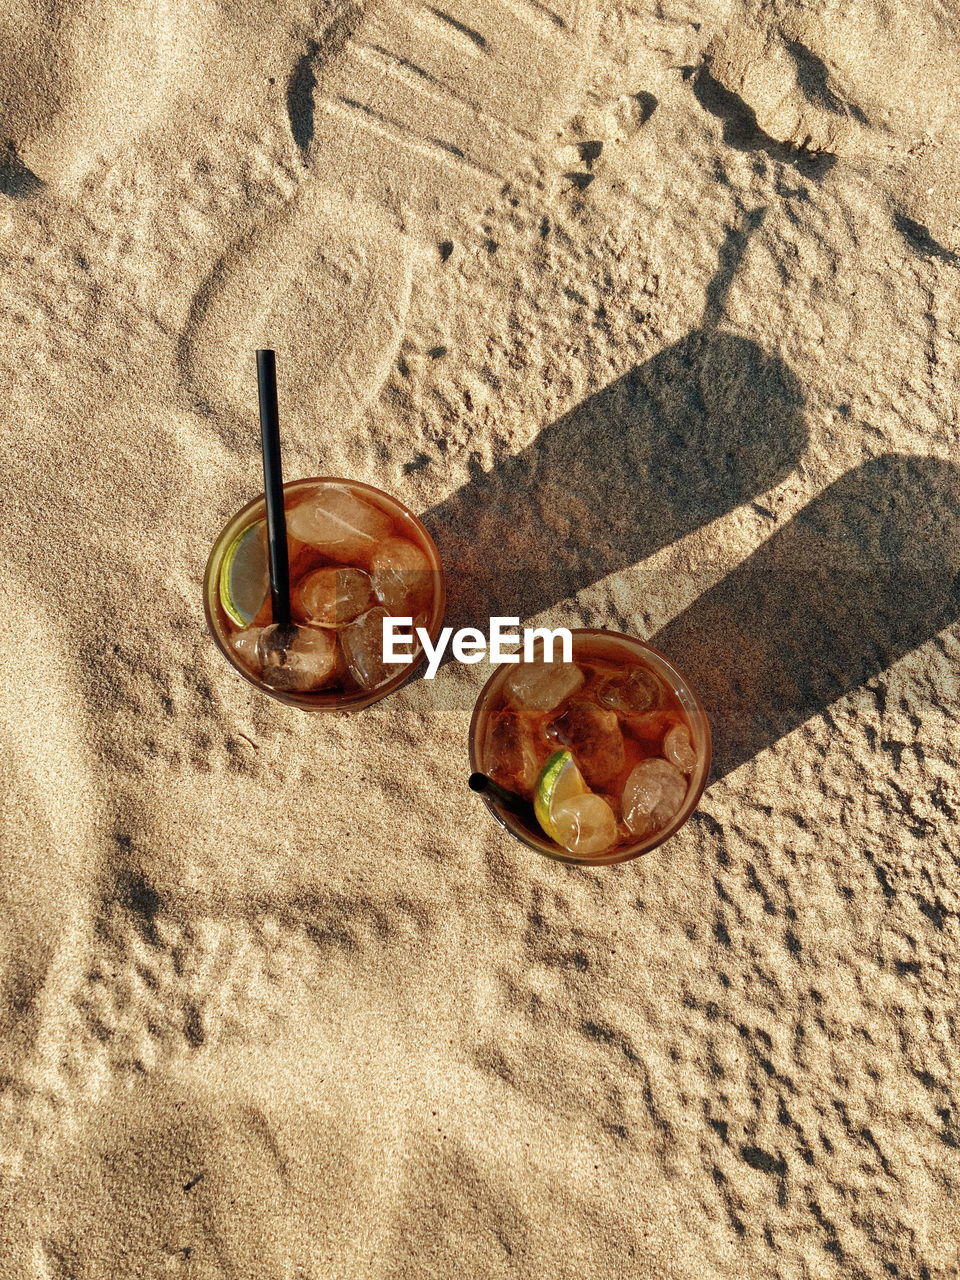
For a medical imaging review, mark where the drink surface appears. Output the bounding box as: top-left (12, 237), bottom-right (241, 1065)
top-left (206, 479), bottom-right (444, 709)
top-left (474, 632), bottom-right (709, 861)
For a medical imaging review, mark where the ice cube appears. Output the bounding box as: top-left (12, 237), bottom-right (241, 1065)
top-left (663, 722), bottom-right (697, 773)
top-left (257, 623), bottom-right (338, 692)
top-left (370, 536), bottom-right (434, 614)
top-left (228, 625), bottom-right (264, 673)
top-left (296, 566), bottom-right (374, 628)
top-left (623, 708), bottom-right (673, 749)
top-left (504, 659), bottom-right (585, 714)
top-left (285, 485), bottom-right (393, 566)
top-left (340, 606), bottom-right (406, 691)
top-left (482, 710), bottom-right (539, 796)
top-left (551, 793), bottom-right (618, 856)
top-left (547, 700), bottom-right (625, 788)
top-left (622, 758), bottom-right (688, 837)
top-left (596, 666), bottom-right (663, 716)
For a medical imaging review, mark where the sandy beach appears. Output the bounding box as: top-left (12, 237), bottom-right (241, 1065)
top-left (1, 0), bottom-right (959, 1274)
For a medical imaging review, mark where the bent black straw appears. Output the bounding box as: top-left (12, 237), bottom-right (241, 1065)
top-left (469, 773), bottom-right (537, 823)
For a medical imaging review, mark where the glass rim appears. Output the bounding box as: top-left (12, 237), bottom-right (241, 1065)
top-left (468, 627), bottom-right (712, 865)
top-left (203, 476), bottom-right (446, 712)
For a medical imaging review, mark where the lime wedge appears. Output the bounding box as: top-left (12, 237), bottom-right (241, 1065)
top-left (219, 521), bottom-right (269, 626)
top-left (534, 749), bottom-right (588, 842)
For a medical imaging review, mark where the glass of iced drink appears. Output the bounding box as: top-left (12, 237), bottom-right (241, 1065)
top-left (204, 477), bottom-right (445, 710)
top-left (469, 630), bottom-right (711, 864)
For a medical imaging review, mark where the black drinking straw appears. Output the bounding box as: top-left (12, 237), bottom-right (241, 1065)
top-left (256, 349), bottom-right (292, 628)
top-left (469, 773), bottom-right (537, 824)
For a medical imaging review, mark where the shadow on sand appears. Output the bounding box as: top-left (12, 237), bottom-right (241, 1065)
top-left (654, 452), bottom-right (960, 781)
top-left (424, 211), bottom-right (807, 631)
top-left (415, 210), bottom-right (959, 786)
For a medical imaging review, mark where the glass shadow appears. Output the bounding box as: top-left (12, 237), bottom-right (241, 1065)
top-left (653, 453), bottom-right (960, 780)
top-left (423, 329), bottom-right (808, 632)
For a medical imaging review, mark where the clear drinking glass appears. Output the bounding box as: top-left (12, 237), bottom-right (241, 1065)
top-left (204, 477), bottom-right (445, 711)
top-left (469, 628), bottom-right (711, 864)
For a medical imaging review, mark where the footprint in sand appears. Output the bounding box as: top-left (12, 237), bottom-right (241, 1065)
top-left (696, 26), bottom-right (868, 166)
top-left (0, 0), bottom-right (306, 189)
top-left (186, 0), bottom-right (600, 440)
top-left (17, 1076), bottom-right (395, 1275)
top-left (2, 0), bottom-right (600, 444)
top-left (183, 181), bottom-right (415, 447)
top-left (301, 0), bottom-right (600, 225)
top-left (0, 0), bottom-right (186, 188)
top-left (0, 574), bottom-right (98, 1098)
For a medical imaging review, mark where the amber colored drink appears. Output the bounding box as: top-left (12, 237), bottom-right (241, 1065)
top-left (204, 477), bottom-right (445, 710)
top-left (469, 630), bottom-right (711, 864)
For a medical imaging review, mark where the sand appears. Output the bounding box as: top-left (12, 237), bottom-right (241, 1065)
top-left (1, 0), bottom-right (959, 1274)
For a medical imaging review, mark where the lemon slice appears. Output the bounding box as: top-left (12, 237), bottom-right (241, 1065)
top-left (534, 749), bottom-right (588, 842)
top-left (219, 521), bottom-right (269, 626)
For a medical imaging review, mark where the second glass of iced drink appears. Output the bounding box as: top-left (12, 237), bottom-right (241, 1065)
top-left (470, 630), bottom-right (711, 864)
